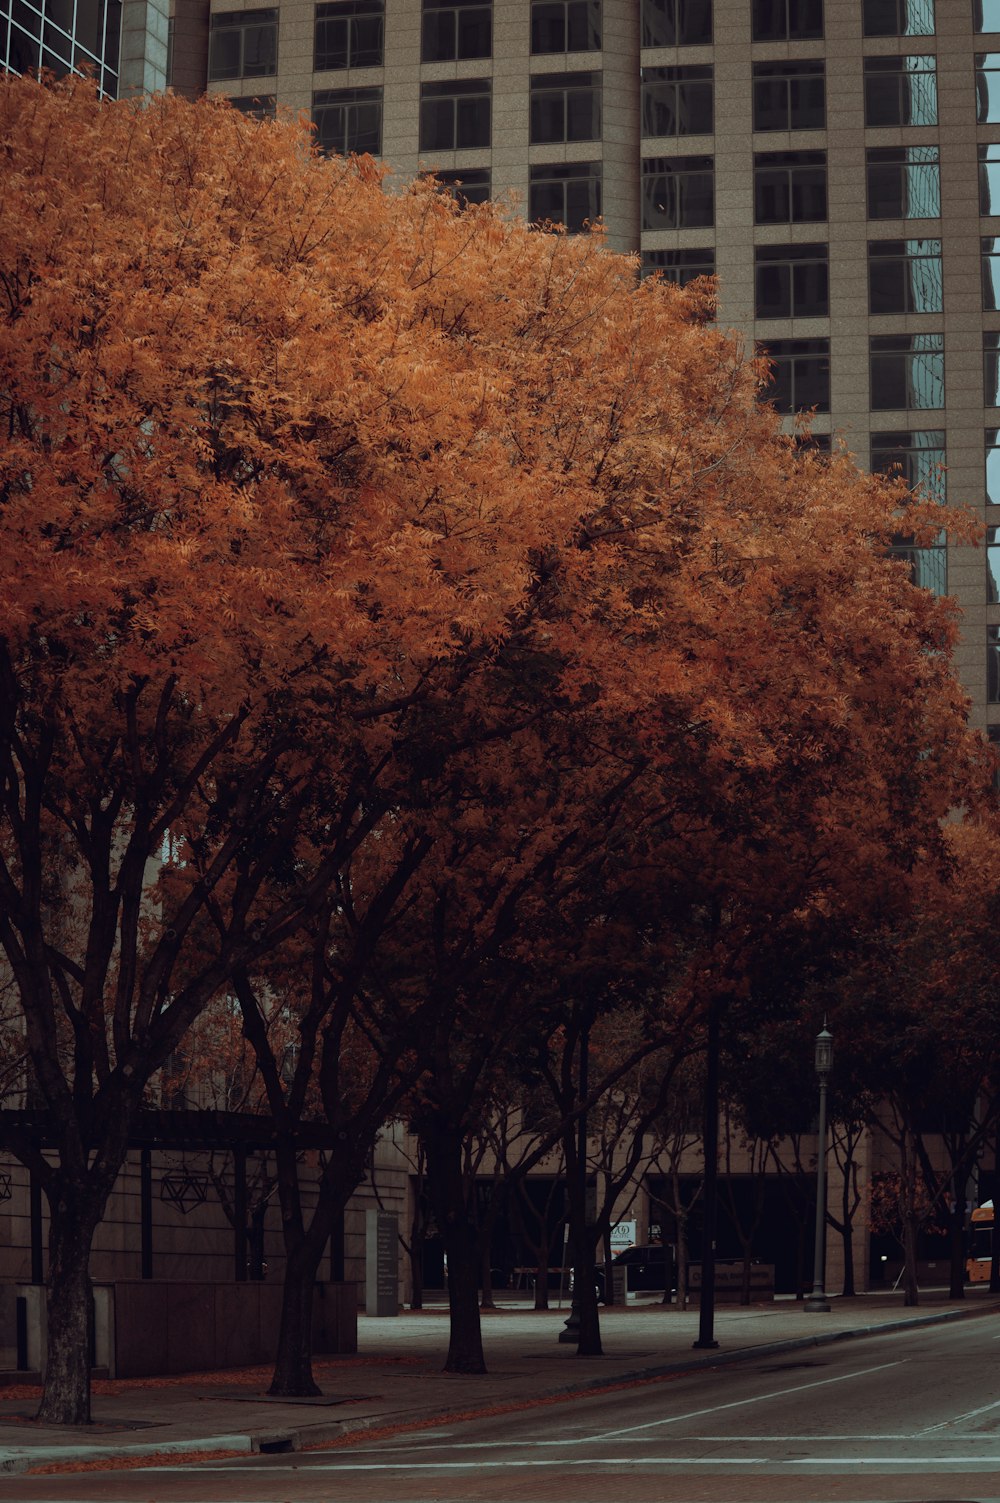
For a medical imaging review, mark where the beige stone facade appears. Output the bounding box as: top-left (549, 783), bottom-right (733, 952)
top-left (176, 0), bottom-right (1000, 736)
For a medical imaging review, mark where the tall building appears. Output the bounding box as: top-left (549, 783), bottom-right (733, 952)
top-left (2, 0), bottom-right (169, 96)
top-left (172, 0), bottom-right (1000, 743)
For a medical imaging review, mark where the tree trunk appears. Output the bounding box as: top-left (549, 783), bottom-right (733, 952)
top-left (902, 1213), bottom-right (919, 1307)
top-left (36, 1185), bottom-right (105, 1426)
top-left (840, 1219), bottom-right (855, 1298)
top-left (269, 1140), bottom-right (341, 1397)
top-left (943, 1167), bottom-right (967, 1300)
top-left (479, 1241), bottom-right (496, 1311)
top-left (409, 1236), bottom-right (424, 1311)
top-left (533, 1256), bottom-right (549, 1310)
top-left (423, 1123), bottom-right (486, 1374)
top-left (269, 1240), bottom-right (322, 1397)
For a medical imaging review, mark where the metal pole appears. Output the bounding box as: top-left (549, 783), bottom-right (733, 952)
top-left (559, 1028), bottom-right (589, 1344)
top-left (693, 995), bottom-right (719, 1349)
top-left (805, 1070), bottom-right (831, 1311)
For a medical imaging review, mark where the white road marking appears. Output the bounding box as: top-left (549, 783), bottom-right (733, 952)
top-left (366, 1432), bottom-right (920, 1452)
top-left (176, 1455), bottom-right (1000, 1473)
top-left (919, 1395), bottom-right (1000, 1432)
top-left (588, 1360), bottom-right (906, 1441)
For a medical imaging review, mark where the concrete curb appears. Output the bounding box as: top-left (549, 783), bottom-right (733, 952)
top-left (4, 1300), bottom-right (998, 1476)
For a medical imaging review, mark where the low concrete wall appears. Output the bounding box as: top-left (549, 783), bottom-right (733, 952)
top-left (4, 1280), bottom-right (358, 1379)
top-left (112, 1280), bottom-right (358, 1377)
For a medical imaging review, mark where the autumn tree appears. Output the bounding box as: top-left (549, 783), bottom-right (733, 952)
top-left (3, 75), bottom-right (714, 1420)
top-left (2, 69), bottom-right (992, 1423)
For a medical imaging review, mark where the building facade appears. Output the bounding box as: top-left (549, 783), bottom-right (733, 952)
top-left (2, 0), bottom-right (169, 97)
top-left (168, 0), bottom-right (1000, 741)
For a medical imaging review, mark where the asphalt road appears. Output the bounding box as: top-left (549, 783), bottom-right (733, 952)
top-left (6, 1318), bottom-right (1000, 1503)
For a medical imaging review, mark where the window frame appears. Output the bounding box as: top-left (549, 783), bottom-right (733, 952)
top-left (530, 0), bottom-right (601, 53)
top-left (312, 83), bottom-right (383, 155)
top-left (641, 0), bottom-right (712, 46)
top-left (869, 332), bottom-right (945, 411)
top-left (758, 337), bottom-right (831, 413)
top-left (751, 0), bottom-right (823, 42)
top-left (752, 59), bottom-right (826, 132)
top-left (866, 145), bottom-right (940, 219)
top-left (208, 7), bottom-right (278, 81)
top-left (863, 54), bottom-right (938, 127)
top-left (419, 77), bottom-right (492, 151)
top-left (868, 238), bottom-right (943, 315)
top-left (421, 0), bottom-right (492, 62)
top-left (754, 150), bottom-right (827, 224)
top-left (313, 0), bottom-right (384, 71)
top-left (642, 154), bottom-right (714, 230)
top-left (529, 69), bottom-right (602, 144)
top-left (641, 247), bottom-right (716, 285)
top-left (641, 65), bottom-right (713, 137)
top-left (862, 0), bottom-right (935, 37)
top-left (754, 242), bottom-right (830, 319)
top-left (529, 160), bottom-right (602, 232)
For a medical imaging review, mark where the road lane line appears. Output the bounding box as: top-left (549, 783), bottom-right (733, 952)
top-left (176, 1455), bottom-right (1000, 1473)
top-left (919, 1395), bottom-right (1000, 1432)
top-left (588, 1360), bottom-right (906, 1441)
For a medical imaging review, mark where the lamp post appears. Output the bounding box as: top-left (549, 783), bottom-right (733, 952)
top-left (804, 1023), bottom-right (833, 1312)
top-left (559, 1027), bottom-right (589, 1344)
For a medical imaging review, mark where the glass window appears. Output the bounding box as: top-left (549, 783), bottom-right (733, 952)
top-left (990, 627), bottom-right (1000, 703)
top-left (431, 168), bottom-right (492, 204)
top-left (870, 428), bottom-right (946, 500)
top-left (529, 161), bottom-right (602, 232)
top-left (226, 93), bottom-right (276, 116)
top-left (758, 338), bottom-right (831, 412)
top-left (862, 0), bottom-right (934, 35)
top-left (886, 540), bottom-right (947, 593)
top-left (987, 332), bottom-right (1000, 405)
top-left (868, 239), bottom-right (943, 314)
top-left (984, 238), bottom-right (1000, 310)
top-left (980, 144), bottom-right (1000, 214)
top-left (755, 242), bottom-right (829, 318)
top-left (978, 53), bottom-right (1000, 122)
top-left (208, 8), bottom-right (277, 80)
top-left (531, 0), bottom-right (600, 51)
top-left (870, 333), bottom-right (944, 409)
top-left (314, 0), bottom-right (383, 69)
top-left (530, 71), bottom-right (601, 143)
top-left (754, 150), bottom-right (827, 223)
top-left (988, 526), bottom-right (1000, 602)
top-left (641, 247), bottom-right (715, 284)
top-left (753, 60), bottom-right (825, 131)
top-left (642, 155), bottom-right (714, 229)
top-left (642, 66), bottom-right (712, 136)
top-left (752, 0), bottom-right (822, 39)
top-left (422, 0), bottom-right (491, 61)
top-left (988, 725), bottom-right (1000, 791)
top-left (313, 84), bottom-right (382, 153)
top-left (867, 146), bottom-right (940, 219)
top-left (988, 429), bottom-right (1000, 503)
top-left (863, 55), bottom-right (937, 126)
top-left (872, 430), bottom-right (947, 596)
top-left (976, 1), bottom-right (1000, 31)
top-left (420, 79), bottom-right (491, 150)
top-left (641, 0), bottom-right (711, 45)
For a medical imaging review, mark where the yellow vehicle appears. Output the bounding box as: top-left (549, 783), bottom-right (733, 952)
top-left (967, 1201), bottom-right (995, 1283)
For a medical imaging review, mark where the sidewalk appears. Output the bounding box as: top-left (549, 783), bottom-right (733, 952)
top-left (1, 1287), bottom-right (997, 1476)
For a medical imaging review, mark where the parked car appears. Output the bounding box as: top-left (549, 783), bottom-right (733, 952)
top-left (595, 1242), bottom-right (675, 1302)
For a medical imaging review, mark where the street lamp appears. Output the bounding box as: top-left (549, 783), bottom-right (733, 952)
top-left (805, 1023), bottom-right (833, 1312)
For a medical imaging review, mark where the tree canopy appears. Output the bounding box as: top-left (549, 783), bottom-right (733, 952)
top-left (1, 73), bottom-right (995, 1419)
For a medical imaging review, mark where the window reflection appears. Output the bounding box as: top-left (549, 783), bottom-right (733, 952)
top-left (867, 146), bottom-right (939, 219)
top-left (988, 527), bottom-right (1000, 604)
top-left (976, 0), bottom-right (1000, 30)
top-left (977, 54), bottom-right (1000, 121)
